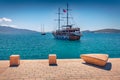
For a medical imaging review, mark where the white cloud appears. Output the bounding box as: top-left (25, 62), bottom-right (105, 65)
top-left (0, 17), bottom-right (17, 28)
top-left (0, 17), bottom-right (12, 22)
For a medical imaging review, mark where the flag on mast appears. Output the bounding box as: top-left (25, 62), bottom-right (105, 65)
top-left (63, 9), bottom-right (67, 13)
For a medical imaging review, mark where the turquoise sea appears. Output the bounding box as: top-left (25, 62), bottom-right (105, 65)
top-left (0, 32), bottom-right (120, 60)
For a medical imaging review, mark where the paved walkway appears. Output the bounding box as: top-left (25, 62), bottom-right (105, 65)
top-left (0, 58), bottom-right (120, 80)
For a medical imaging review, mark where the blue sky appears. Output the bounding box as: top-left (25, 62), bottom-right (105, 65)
top-left (0, 0), bottom-right (120, 32)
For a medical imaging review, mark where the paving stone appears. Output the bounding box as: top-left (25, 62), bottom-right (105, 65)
top-left (0, 59), bottom-right (120, 80)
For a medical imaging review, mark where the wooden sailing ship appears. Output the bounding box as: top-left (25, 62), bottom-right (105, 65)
top-left (52, 4), bottom-right (81, 40)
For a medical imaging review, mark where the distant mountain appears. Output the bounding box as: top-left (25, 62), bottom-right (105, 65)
top-left (0, 26), bottom-right (39, 34)
top-left (93, 29), bottom-right (120, 33)
top-left (81, 30), bottom-right (93, 33)
top-left (82, 29), bottom-right (120, 33)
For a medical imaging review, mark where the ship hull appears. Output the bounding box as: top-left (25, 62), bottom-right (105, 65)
top-left (52, 33), bottom-right (80, 40)
top-left (69, 35), bottom-right (80, 40)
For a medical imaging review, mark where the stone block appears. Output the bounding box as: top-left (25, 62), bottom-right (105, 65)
top-left (10, 55), bottom-right (20, 66)
top-left (81, 54), bottom-right (109, 66)
top-left (49, 54), bottom-right (57, 65)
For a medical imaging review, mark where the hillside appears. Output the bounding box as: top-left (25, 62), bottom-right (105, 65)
top-left (0, 26), bottom-right (38, 34)
top-left (82, 29), bottom-right (120, 33)
top-left (93, 29), bottom-right (120, 33)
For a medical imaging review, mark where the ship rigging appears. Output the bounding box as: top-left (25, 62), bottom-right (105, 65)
top-left (52, 4), bottom-right (81, 40)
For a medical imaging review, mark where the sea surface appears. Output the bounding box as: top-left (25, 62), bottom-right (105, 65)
top-left (0, 32), bottom-right (120, 60)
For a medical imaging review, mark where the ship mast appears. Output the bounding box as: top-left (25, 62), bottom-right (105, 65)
top-left (66, 3), bottom-right (72, 28)
top-left (67, 3), bottom-right (69, 26)
top-left (58, 8), bottom-right (60, 30)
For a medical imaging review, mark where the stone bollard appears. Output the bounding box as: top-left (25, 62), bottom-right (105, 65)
top-left (10, 55), bottom-right (20, 66)
top-left (49, 54), bottom-right (57, 65)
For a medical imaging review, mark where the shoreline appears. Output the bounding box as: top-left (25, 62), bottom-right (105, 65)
top-left (0, 57), bottom-right (120, 61)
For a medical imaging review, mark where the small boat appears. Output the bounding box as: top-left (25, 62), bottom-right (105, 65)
top-left (41, 24), bottom-right (46, 35)
top-left (41, 32), bottom-right (46, 35)
top-left (52, 4), bottom-right (81, 40)
top-left (80, 54), bottom-right (109, 66)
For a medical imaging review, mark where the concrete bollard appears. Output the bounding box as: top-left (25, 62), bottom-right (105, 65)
top-left (10, 55), bottom-right (20, 66)
top-left (49, 54), bottom-right (57, 65)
